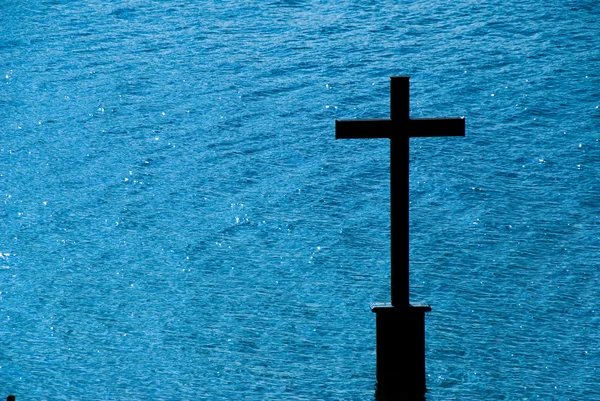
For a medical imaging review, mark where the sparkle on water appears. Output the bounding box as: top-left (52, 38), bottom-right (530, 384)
top-left (1, 0), bottom-right (599, 400)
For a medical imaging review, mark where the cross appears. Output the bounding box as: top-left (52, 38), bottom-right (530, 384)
top-left (335, 76), bottom-right (465, 308)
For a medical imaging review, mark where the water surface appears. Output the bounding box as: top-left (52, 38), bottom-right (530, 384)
top-left (1, 1), bottom-right (599, 399)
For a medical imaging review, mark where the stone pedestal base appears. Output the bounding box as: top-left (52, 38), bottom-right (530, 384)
top-left (372, 303), bottom-right (431, 395)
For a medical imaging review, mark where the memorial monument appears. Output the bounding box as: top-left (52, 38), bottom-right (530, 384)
top-left (336, 76), bottom-right (465, 396)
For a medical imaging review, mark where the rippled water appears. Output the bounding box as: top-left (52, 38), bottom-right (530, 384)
top-left (1, 0), bottom-right (599, 399)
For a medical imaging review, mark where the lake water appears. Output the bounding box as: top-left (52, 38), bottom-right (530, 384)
top-left (1, 0), bottom-right (599, 399)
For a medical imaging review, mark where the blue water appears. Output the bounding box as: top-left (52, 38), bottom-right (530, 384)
top-left (1, 0), bottom-right (599, 399)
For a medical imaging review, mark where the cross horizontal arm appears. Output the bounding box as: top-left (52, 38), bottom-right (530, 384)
top-left (335, 119), bottom-right (393, 139)
top-left (336, 117), bottom-right (465, 140)
top-left (409, 118), bottom-right (465, 138)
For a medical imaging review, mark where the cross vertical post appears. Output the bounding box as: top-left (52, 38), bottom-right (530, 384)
top-left (390, 76), bottom-right (410, 307)
top-left (335, 76), bottom-right (465, 396)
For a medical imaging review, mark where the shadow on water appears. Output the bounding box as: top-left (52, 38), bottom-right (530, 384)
top-left (375, 384), bottom-right (427, 401)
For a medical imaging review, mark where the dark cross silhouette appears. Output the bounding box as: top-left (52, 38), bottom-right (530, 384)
top-left (336, 76), bottom-right (465, 307)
